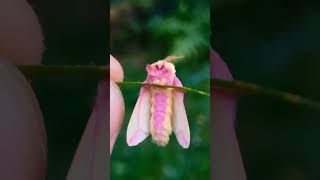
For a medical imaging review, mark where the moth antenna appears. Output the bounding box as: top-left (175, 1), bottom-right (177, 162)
top-left (163, 55), bottom-right (184, 62)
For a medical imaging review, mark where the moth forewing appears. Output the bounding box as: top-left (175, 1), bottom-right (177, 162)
top-left (172, 77), bottom-right (190, 148)
top-left (126, 87), bottom-right (151, 146)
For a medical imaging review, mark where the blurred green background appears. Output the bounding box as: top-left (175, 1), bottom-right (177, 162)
top-left (213, 0), bottom-right (320, 179)
top-left (28, 0), bottom-right (106, 179)
top-left (111, 0), bottom-right (210, 179)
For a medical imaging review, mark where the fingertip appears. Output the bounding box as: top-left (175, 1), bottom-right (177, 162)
top-left (211, 49), bottom-right (233, 80)
top-left (0, 0), bottom-right (43, 65)
top-left (110, 55), bottom-right (124, 82)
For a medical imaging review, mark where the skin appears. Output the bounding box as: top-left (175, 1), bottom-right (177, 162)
top-left (67, 80), bottom-right (108, 180)
top-left (0, 0), bottom-right (43, 65)
top-left (0, 0), bottom-right (110, 178)
top-left (0, 0), bottom-right (46, 179)
top-left (0, 59), bottom-right (47, 180)
top-left (212, 49), bottom-right (247, 180)
top-left (110, 55), bottom-right (125, 154)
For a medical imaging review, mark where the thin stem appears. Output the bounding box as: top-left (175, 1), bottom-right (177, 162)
top-left (17, 65), bottom-right (108, 78)
top-left (213, 79), bottom-right (320, 110)
top-left (15, 65), bottom-right (320, 110)
top-left (117, 82), bottom-right (210, 96)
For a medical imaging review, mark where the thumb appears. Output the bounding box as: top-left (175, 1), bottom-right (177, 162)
top-left (211, 49), bottom-right (247, 180)
top-left (67, 80), bottom-right (108, 180)
top-left (109, 55), bottom-right (124, 154)
top-left (110, 81), bottom-right (124, 153)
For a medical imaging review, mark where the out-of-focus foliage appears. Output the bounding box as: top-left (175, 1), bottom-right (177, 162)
top-left (111, 0), bottom-right (210, 179)
top-left (213, 0), bottom-right (320, 179)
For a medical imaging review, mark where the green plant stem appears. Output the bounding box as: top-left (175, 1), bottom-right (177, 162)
top-left (15, 65), bottom-right (320, 110)
top-left (117, 82), bottom-right (210, 96)
top-left (213, 79), bottom-right (320, 110)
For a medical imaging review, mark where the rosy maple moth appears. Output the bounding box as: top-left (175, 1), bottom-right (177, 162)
top-left (126, 56), bottom-right (190, 148)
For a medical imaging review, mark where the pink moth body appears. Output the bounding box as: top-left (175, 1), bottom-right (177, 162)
top-left (146, 60), bottom-right (175, 146)
top-left (126, 56), bottom-right (190, 148)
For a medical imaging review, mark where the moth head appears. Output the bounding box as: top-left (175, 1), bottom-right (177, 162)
top-left (146, 60), bottom-right (176, 77)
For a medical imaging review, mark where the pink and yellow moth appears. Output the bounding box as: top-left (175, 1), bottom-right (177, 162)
top-left (126, 56), bottom-right (190, 148)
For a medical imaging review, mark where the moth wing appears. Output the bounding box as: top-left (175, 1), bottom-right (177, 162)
top-left (172, 77), bottom-right (190, 148)
top-left (126, 87), bottom-right (151, 146)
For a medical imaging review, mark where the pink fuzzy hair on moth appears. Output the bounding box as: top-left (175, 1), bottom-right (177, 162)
top-left (126, 56), bottom-right (190, 148)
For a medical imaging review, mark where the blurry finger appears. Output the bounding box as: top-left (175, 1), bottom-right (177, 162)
top-left (0, 0), bottom-right (43, 65)
top-left (67, 80), bottom-right (108, 180)
top-left (109, 55), bottom-right (125, 154)
top-left (211, 49), bottom-right (247, 180)
top-left (211, 50), bottom-right (233, 80)
top-left (0, 59), bottom-right (47, 180)
top-left (0, 0), bottom-right (46, 179)
top-left (110, 80), bottom-right (124, 153)
top-left (211, 49), bottom-right (235, 129)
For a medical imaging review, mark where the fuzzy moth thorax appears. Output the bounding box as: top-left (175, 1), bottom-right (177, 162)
top-left (146, 58), bottom-right (176, 85)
